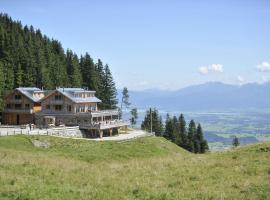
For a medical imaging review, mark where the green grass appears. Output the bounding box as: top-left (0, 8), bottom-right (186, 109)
top-left (0, 135), bottom-right (270, 200)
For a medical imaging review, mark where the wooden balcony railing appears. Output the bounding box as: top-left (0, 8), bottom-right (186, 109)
top-left (79, 120), bottom-right (129, 130)
top-left (3, 108), bottom-right (33, 114)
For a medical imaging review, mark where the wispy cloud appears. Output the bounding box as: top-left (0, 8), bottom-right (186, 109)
top-left (199, 66), bottom-right (209, 74)
top-left (237, 75), bottom-right (245, 85)
top-left (262, 76), bottom-right (270, 83)
top-left (256, 62), bottom-right (270, 72)
top-left (199, 64), bottom-right (223, 75)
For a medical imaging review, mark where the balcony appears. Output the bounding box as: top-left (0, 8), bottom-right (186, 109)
top-left (49, 100), bottom-right (64, 104)
top-left (3, 108), bottom-right (33, 114)
top-left (79, 120), bottom-right (130, 130)
top-left (89, 109), bottom-right (119, 117)
top-left (9, 99), bottom-right (22, 103)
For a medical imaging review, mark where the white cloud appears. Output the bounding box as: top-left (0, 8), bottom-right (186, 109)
top-left (256, 62), bottom-right (270, 72)
top-left (199, 66), bottom-right (209, 74)
top-left (198, 64), bottom-right (223, 75)
top-left (237, 75), bottom-right (245, 84)
top-left (262, 76), bottom-right (270, 83)
top-left (210, 64), bottom-right (223, 73)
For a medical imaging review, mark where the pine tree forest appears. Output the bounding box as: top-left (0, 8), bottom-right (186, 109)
top-left (0, 14), bottom-right (118, 110)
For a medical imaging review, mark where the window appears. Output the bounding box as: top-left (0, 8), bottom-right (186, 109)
top-left (67, 105), bottom-right (72, 112)
top-left (46, 105), bottom-right (50, 109)
top-left (80, 106), bottom-right (85, 112)
top-left (6, 104), bottom-right (11, 108)
top-left (15, 94), bottom-right (22, 100)
top-left (55, 105), bottom-right (62, 111)
top-left (15, 104), bottom-right (21, 109)
top-left (25, 104), bottom-right (30, 109)
top-left (55, 95), bottom-right (62, 100)
top-left (91, 106), bottom-right (96, 111)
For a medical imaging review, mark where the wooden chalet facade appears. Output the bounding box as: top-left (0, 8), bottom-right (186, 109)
top-left (2, 87), bottom-right (44, 125)
top-left (35, 88), bottom-right (129, 138)
top-left (2, 87), bottom-right (129, 138)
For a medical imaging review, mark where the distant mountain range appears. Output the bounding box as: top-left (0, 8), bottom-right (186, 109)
top-left (122, 81), bottom-right (270, 111)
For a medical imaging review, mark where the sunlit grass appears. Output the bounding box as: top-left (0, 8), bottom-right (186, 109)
top-left (0, 135), bottom-right (270, 199)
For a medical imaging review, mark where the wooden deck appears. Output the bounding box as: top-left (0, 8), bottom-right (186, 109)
top-left (79, 120), bottom-right (130, 130)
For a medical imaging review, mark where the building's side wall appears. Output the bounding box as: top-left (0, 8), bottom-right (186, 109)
top-left (2, 113), bottom-right (34, 125)
top-left (4, 90), bottom-right (34, 111)
top-left (41, 91), bottom-right (75, 114)
top-left (2, 90), bottom-right (37, 125)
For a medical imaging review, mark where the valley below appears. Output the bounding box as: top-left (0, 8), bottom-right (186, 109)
top-left (128, 109), bottom-right (270, 151)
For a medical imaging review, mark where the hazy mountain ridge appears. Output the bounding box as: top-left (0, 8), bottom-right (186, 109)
top-left (124, 81), bottom-right (270, 111)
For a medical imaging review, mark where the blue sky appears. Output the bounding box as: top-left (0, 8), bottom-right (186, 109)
top-left (1, 0), bottom-right (270, 90)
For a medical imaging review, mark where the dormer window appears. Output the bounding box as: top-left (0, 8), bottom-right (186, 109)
top-left (55, 95), bottom-right (62, 100)
top-left (15, 94), bottom-right (21, 100)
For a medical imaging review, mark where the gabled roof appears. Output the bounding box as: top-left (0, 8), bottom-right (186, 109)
top-left (41, 88), bottom-right (102, 103)
top-left (15, 87), bottom-right (44, 103)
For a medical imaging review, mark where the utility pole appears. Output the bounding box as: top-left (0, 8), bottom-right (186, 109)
top-left (150, 108), bottom-right (152, 134)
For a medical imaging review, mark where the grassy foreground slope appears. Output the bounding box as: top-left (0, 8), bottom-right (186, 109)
top-left (0, 136), bottom-right (270, 200)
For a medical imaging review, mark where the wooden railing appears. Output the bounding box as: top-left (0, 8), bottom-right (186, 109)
top-left (79, 120), bottom-right (129, 130)
top-left (3, 108), bottom-right (33, 113)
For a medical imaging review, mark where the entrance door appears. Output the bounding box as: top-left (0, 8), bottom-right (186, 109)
top-left (16, 114), bottom-right (20, 125)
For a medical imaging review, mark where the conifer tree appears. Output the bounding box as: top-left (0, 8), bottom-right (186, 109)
top-left (187, 120), bottom-right (196, 153)
top-left (141, 108), bottom-right (163, 136)
top-left (196, 123), bottom-right (209, 153)
top-left (102, 64), bottom-right (118, 109)
top-left (95, 59), bottom-right (105, 103)
top-left (0, 61), bottom-right (4, 110)
top-left (66, 50), bottom-right (82, 87)
top-left (178, 114), bottom-right (188, 148)
top-left (130, 108), bottom-right (138, 126)
top-left (0, 14), bottom-right (119, 109)
top-left (80, 53), bottom-right (99, 91)
top-left (232, 136), bottom-right (240, 147)
top-left (121, 87), bottom-right (130, 109)
top-left (15, 63), bottom-right (23, 87)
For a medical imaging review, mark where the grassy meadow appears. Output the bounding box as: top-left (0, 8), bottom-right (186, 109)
top-left (0, 135), bottom-right (270, 200)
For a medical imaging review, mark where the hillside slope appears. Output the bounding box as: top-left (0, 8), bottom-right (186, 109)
top-left (0, 136), bottom-right (270, 200)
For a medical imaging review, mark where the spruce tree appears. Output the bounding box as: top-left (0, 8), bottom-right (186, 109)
top-left (188, 120), bottom-right (196, 153)
top-left (66, 50), bottom-right (82, 87)
top-left (121, 87), bottom-right (130, 110)
top-left (178, 114), bottom-right (188, 149)
top-left (95, 59), bottom-right (105, 103)
top-left (141, 108), bottom-right (163, 136)
top-left (130, 108), bottom-right (138, 126)
top-left (102, 64), bottom-right (118, 109)
top-left (232, 136), bottom-right (240, 147)
top-left (196, 123), bottom-right (209, 153)
top-left (15, 63), bottom-right (23, 87)
top-left (80, 53), bottom-right (99, 91)
top-left (0, 61), bottom-right (4, 110)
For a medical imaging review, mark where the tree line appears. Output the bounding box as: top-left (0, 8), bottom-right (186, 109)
top-left (0, 13), bottom-right (117, 110)
top-left (141, 109), bottom-right (209, 153)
